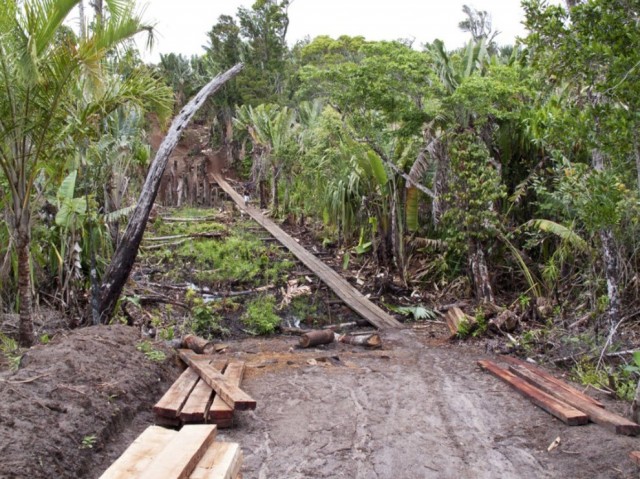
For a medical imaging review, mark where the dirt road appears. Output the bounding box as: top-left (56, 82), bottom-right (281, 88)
top-left (217, 328), bottom-right (638, 479)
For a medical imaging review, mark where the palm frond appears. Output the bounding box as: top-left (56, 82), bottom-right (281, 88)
top-left (526, 219), bottom-right (589, 252)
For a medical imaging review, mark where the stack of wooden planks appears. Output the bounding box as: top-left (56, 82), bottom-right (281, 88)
top-left (153, 350), bottom-right (255, 428)
top-left (100, 424), bottom-right (243, 479)
top-left (478, 356), bottom-right (640, 436)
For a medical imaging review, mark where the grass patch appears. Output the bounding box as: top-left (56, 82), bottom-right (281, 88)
top-left (241, 295), bottom-right (281, 335)
top-left (177, 234), bottom-right (293, 286)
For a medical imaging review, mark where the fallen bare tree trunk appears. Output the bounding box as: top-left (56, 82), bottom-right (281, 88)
top-left (95, 63), bottom-right (244, 324)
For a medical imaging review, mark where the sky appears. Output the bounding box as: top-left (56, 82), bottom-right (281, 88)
top-left (133, 0), bottom-right (557, 63)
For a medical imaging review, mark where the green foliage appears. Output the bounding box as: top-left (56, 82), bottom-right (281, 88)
top-left (241, 295), bottom-right (281, 335)
top-left (573, 360), bottom-right (638, 402)
top-left (80, 435), bottom-right (97, 449)
top-left (0, 333), bottom-right (21, 371)
top-left (136, 341), bottom-right (166, 362)
top-left (185, 290), bottom-right (228, 339)
top-left (441, 131), bottom-right (506, 255)
top-left (388, 305), bottom-right (437, 322)
top-left (176, 235), bottom-right (292, 285)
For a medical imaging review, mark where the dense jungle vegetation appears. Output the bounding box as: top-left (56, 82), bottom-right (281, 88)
top-left (1, 0), bottom-right (640, 399)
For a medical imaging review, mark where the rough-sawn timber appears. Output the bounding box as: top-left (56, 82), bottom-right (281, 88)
top-left (212, 173), bottom-right (402, 330)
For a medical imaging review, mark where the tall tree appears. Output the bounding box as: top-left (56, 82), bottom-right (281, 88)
top-left (0, 0), bottom-right (166, 346)
top-left (523, 0), bottom-right (640, 328)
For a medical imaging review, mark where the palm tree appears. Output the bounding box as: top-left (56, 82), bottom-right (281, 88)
top-left (0, 0), bottom-right (168, 346)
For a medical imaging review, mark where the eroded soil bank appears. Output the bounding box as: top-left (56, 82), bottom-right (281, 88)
top-left (0, 325), bottom-right (176, 479)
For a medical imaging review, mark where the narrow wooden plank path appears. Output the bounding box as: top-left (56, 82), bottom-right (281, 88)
top-left (212, 173), bottom-right (403, 330)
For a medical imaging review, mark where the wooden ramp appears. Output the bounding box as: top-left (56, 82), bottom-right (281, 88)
top-left (212, 173), bottom-right (402, 330)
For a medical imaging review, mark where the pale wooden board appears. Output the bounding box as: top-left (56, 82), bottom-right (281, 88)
top-left (190, 442), bottom-right (243, 479)
top-left (180, 350), bottom-right (256, 410)
top-left (209, 362), bottom-right (246, 425)
top-left (181, 361), bottom-right (227, 423)
top-left (153, 367), bottom-right (200, 418)
top-left (138, 425), bottom-right (218, 479)
top-left (100, 426), bottom-right (175, 479)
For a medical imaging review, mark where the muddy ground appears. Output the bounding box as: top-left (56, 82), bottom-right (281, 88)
top-left (1, 319), bottom-right (639, 478)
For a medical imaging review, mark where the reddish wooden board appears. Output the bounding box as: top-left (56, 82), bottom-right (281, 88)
top-left (629, 451), bottom-right (640, 466)
top-left (509, 364), bottom-right (640, 436)
top-left (180, 350), bottom-right (256, 411)
top-left (500, 355), bottom-right (605, 408)
top-left (153, 367), bottom-right (200, 418)
top-left (478, 360), bottom-right (589, 426)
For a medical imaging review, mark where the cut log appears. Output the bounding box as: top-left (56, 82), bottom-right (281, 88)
top-left (477, 360), bottom-right (589, 426)
top-left (190, 442), bottom-right (243, 479)
top-left (181, 361), bottom-right (227, 423)
top-left (139, 425), bottom-right (217, 479)
top-left (629, 451), bottom-right (640, 467)
top-left (183, 334), bottom-right (218, 355)
top-left (338, 333), bottom-right (382, 348)
top-left (299, 330), bottom-right (336, 348)
top-left (209, 362), bottom-right (246, 426)
top-left (500, 355), bottom-right (605, 408)
top-left (153, 367), bottom-right (200, 418)
top-left (445, 307), bottom-right (476, 337)
top-left (100, 426), bottom-right (176, 479)
top-left (508, 364), bottom-right (640, 435)
top-left (179, 350), bottom-right (256, 411)
top-left (95, 63), bottom-right (244, 324)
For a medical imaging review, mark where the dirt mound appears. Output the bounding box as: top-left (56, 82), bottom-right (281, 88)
top-left (0, 325), bottom-right (176, 479)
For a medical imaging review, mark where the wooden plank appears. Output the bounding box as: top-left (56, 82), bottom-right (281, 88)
top-left (500, 355), bottom-right (605, 408)
top-left (629, 451), bottom-right (640, 466)
top-left (139, 425), bottom-right (217, 479)
top-left (100, 426), bottom-right (176, 479)
top-left (180, 350), bottom-right (256, 411)
top-left (209, 362), bottom-right (246, 425)
top-left (153, 367), bottom-right (200, 418)
top-left (477, 360), bottom-right (589, 426)
top-left (190, 442), bottom-right (243, 479)
top-left (181, 361), bottom-right (227, 423)
top-left (508, 364), bottom-right (640, 436)
top-left (212, 173), bottom-right (402, 330)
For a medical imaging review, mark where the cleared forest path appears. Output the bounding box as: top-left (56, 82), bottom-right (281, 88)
top-left (211, 172), bottom-right (402, 330)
